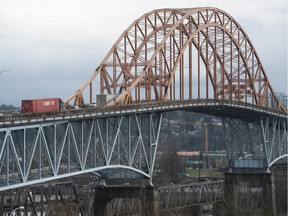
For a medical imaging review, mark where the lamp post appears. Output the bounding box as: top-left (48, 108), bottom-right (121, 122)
top-left (0, 70), bottom-right (11, 76)
top-left (9, 206), bottom-right (24, 216)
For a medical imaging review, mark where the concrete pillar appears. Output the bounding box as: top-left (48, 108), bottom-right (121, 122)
top-left (0, 192), bottom-right (3, 216)
top-left (190, 206), bottom-right (202, 215)
top-left (94, 187), bottom-right (108, 216)
top-left (218, 172), bottom-right (276, 216)
top-left (94, 185), bottom-right (159, 216)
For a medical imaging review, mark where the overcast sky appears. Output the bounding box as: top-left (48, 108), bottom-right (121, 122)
top-left (0, 0), bottom-right (287, 106)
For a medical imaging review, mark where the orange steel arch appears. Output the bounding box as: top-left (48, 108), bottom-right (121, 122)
top-left (65, 7), bottom-right (286, 113)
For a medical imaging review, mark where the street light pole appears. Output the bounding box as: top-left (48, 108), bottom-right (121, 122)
top-left (9, 206), bottom-right (24, 216)
top-left (0, 70), bottom-right (11, 76)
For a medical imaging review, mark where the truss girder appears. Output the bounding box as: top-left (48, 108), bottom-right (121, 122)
top-left (0, 182), bottom-right (87, 215)
top-left (260, 117), bottom-right (288, 167)
top-left (158, 181), bottom-right (224, 211)
top-left (65, 7), bottom-right (286, 114)
top-left (222, 117), bottom-right (288, 168)
top-left (0, 113), bottom-right (163, 191)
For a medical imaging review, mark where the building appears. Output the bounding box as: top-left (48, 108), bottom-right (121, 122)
top-left (270, 92), bottom-right (288, 109)
top-left (177, 151), bottom-right (228, 169)
top-left (177, 151), bottom-right (201, 169)
top-left (202, 151), bottom-right (227, 169)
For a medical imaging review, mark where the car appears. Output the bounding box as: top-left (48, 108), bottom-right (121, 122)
top-left (0, 113), bottom-right (4, 120)
top-left (12, 110), bottom-right (21, 115)
top-left (89, 103), bottom-right (97, 107)
top-left (70, 105), bottom-right (80, 110)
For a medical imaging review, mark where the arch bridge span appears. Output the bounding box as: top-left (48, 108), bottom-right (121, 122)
top-left (65, 7), bottom-right (286, 114)
top-left (0, 7), bottom-right (287, 191)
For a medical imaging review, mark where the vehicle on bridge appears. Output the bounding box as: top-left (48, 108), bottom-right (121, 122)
top-left (21, 98), bottom-right (64, 113)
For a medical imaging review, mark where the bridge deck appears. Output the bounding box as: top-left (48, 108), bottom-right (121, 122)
top-left (0, 99), bottom-right (286, 129)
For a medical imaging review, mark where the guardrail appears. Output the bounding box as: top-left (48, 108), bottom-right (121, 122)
top-left (0, 99), bottom-right (286, 127)
top-left (158, 180), bottom-right (224, 210)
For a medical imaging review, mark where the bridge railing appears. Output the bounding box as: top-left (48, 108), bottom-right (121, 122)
top-left (158, 180), bottom-right (224, 211)
top-left (0, 99), bottom-right (286, 127)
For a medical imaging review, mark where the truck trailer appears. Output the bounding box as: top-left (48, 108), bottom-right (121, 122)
top-left (21, 98), bottom-right (64, 113)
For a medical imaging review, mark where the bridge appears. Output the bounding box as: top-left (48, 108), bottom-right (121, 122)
top-left (0, 7), bottom-right (287, 192)
top-left (158, 180), bottom-right (224, 213)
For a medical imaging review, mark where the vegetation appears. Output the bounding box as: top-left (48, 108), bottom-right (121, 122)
top-left (46, 203), bottom-right (81, 216)
top-left (0, 104), bottom-right (19, 111)
top-left (155, 144), bottom-right (186, 185)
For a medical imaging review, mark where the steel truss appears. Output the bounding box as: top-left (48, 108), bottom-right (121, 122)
top-left (66, 7), bottom-right (286, 114)
top-left (158, 181), bottom-right (224, 212)
top-left (0, 181), bottom-right (91, 216)
top-left (222, 117), bottom-right (288, 168)
top-left (260, 117), bottom-right (288, 167)
top-left (0, 113), bottom-right (163, 191)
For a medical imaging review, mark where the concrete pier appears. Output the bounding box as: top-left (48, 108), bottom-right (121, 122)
top-left (213, 172), bottom-right (276, 216)
top-left (94, 185), bottom-right (159, 216)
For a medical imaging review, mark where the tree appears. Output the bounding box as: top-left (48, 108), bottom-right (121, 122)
top-left (156, 144), bottom-right (186, 185)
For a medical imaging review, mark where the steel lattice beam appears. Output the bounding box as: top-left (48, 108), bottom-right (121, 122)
top-left (222, 117), bottom-right (288, 169)
top-left (0, 113), bottom-right (163, 191)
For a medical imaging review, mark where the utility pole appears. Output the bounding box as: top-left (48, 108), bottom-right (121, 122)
top-left (198, 151), bottom-right (201, 182)
top-left (205, 123), bottom-right (208, 152)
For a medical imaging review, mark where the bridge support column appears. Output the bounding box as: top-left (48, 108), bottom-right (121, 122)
top-left (0, 192), bottom-right (3, 216)
top-left (214, 172), bottom-right (276, 216)
top-left (94, 185), bottom-right (159, 216)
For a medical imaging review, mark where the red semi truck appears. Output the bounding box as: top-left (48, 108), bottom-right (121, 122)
top-left (21, 98), bottom-right (64, 113)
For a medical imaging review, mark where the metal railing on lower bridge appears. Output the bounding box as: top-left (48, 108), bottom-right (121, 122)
top-left (158, 180), bottom-right (224, 212)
